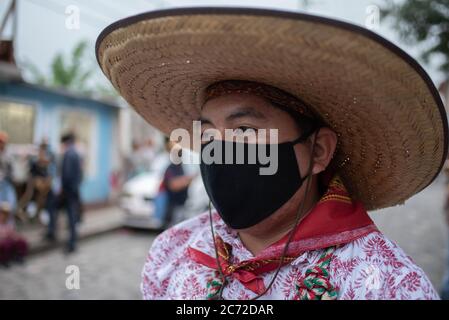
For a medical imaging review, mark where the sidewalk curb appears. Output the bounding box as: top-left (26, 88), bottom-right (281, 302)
top-left (24, 206), bottom-right (125, 256)
top-left (28, 224), bottom-right (124, 256)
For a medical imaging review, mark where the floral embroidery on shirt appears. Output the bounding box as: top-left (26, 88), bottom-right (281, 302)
top-left (141, 212), bottom-right (439, 300)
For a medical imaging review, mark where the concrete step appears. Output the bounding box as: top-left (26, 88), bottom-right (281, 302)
top-left (17, 206), bottom-right (124, 255)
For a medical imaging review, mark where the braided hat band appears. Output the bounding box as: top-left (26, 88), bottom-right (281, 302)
top-left (205, 80), bottom-right (316, 119)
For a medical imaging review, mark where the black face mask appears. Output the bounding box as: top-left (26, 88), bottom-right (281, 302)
top-left (200, 131), bottom-right (313, 229)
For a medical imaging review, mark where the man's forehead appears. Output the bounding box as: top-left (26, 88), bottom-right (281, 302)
top-left (200, 104), bottom-right (273, 126)
top-left (201, 94), bottom-right (274, 118)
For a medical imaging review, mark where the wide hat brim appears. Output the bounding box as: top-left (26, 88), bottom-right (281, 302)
top-left (96, 7), bottom-right (448, 211)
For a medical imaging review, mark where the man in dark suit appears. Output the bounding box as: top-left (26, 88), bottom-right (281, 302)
top-left (59, 133), bottom-right (83, 253)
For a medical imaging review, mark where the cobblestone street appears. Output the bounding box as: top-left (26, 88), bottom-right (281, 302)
top-left (371, 174), bottom-right (449, 292)
top-left (1, 174), bottom-right (448, 299)
top-left (0, 229), bottom-right (157, 300)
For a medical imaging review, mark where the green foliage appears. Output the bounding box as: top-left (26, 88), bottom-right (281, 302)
top-left (25, 40), bottom-right (95, 94)
top-left (381, 0), bottom-right (449, 72)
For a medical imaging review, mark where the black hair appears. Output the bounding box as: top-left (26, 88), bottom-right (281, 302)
top-left (61, 132), bottom-right (75, 144)
top-left (269, 100), bottom-right (324, 139)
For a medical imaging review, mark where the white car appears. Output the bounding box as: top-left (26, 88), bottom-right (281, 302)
top-left (120, 152), bottom-right (209, 229)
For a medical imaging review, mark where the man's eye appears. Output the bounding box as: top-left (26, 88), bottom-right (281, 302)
top-left (201, 131), bottom-right (213, 140)
top-left (235, 126), bottom-right (256, 134)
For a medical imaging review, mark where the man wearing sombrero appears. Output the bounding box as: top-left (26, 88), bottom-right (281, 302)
top-left (97, 8), bottom-right (447, 300)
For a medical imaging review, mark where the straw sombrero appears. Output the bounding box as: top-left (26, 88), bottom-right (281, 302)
top-left (96, 7), bottom-right (448, 211)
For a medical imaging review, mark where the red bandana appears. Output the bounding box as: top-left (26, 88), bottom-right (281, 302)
top-left (188, 173), bottom-right (377, 295)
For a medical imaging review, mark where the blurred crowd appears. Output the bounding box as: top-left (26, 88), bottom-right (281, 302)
top-left (0, 131), bottom-right (203, 267)
top-left (121, 137), bottom-right (202, 229)
top-left (0, 130), bottom-right (83, 265)
top-left (123, 139), bottom-right (157, 181)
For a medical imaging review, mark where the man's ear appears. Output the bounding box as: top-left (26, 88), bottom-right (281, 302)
top-left (311, 127), bottom-right (338, 175)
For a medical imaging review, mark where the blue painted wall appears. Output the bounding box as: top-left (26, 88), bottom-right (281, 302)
top-left (0, 82), bottom-right (118, 203)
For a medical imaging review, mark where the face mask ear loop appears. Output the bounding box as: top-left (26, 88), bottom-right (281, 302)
top-left (208, 201), bottom-right (227, 300)
top-left (291, 124), bottom-right (321, 145)
top-left (250, 130), bottom-right (319, 300)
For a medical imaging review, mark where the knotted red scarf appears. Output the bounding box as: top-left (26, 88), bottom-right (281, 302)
top-left (188, 173), bottom-right (377, 295)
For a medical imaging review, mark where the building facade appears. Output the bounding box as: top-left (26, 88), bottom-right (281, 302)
top-left (0, 79), bottom-right (121, 205)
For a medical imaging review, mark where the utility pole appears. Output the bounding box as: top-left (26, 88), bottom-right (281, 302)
top-left (0, 0), bottom-right (17, 38)
top-left (0, 0), bottom-right (17, 64)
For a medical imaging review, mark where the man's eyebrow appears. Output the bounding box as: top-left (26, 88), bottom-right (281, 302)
top-left (226, 107), bottom-right (267, 122)
top-left (198, 116), bottom-right (213, 125)
top-left (197, 107), bottom-right (266, 125)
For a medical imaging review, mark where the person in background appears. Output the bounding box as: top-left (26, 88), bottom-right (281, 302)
top-left (140, 138), bottom-right (156, 172)
top-left (0, 132), bottom-right (17, 218)
top-left (10, 148), bottom-right (29, 215)
top-left (0, 202), bottom-right (28, 267)
top-left (59, 133), bottom-right (83, 253)
top-left (28, 141), bottom-right (57, 241)
top-left (124, 140), bottom-right (142, 180)
top-left (161, 137), bottom-right (196, 227)
top-left (0, 132), bottom-right (12, 181)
